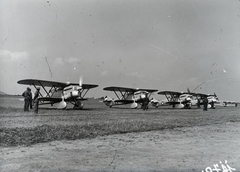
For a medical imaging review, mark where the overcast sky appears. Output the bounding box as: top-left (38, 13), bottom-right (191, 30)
top-left (1, 0), bottom-right (240, 100)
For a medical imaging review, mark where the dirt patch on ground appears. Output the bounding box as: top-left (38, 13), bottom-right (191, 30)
top-left (1, 122), bottom-right (240, 172)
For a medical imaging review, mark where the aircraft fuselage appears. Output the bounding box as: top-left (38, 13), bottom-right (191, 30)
top-left (63, 85), bottom-right (81, 99)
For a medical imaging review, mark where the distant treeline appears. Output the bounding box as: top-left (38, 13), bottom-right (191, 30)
top-left (0, 94), bottom-right (22, 97)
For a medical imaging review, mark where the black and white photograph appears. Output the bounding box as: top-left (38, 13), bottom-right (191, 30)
top-left (1, 0), bottom-right (240, 171)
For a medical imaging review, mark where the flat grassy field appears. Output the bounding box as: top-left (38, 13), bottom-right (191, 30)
top-left (1, 96), bottom-right (240, 171)
top-left (1, 96), bottom-right (240, 146)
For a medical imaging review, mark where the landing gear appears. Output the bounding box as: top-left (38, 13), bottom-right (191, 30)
top-left (210, 102), bottom-right (215, 109)
top-left (73, 100), bottom-right (84, 109)
top-left (184, 102), bottom-right (192, 109)
top-left (109, 101), bottom-right (114, 108)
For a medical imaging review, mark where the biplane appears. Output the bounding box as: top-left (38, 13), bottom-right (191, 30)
top-left (194, 93), bottom-right (219, 109)
top-left (221, 100), bottom-right (239, 107)
top-left (157, 91), bottom-right (197, 109)
top-left (149, 97), bottom-right (163, 108)
top-left (17, 78), bottom-right (98, 109)
top-left (102, 86), bottom-right (158, 108)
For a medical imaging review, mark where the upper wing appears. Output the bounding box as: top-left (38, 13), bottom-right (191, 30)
top-left (71, 83), bottom-right (99, 89)
top-left (138, 88), bottom-right (158, 93)
top-left (194, 93), bottom-right (208, 98)
top-left (103, 86), bottom-right (137, 93)
top-left (17, 79), bottom-right (67, 88)
top-left (103, 86), bottom-right (158, 93)
top-left (17, 79), bottom-right (98, 89)
top-left (158, 91), bottom-right (182, 96)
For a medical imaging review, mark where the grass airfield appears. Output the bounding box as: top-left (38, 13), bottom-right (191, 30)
top-left (1, 96), bottom-right (240, 171)
top-left (1, 97), bottom-right (240, 146)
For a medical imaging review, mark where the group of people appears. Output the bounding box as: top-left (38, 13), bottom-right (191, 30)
top-left (22, 87), bottom-right (40, 113)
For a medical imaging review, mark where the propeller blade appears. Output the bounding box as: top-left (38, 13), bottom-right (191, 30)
top-left (187, 88), bottom-right (191, 93)
top-left (79, 76), bottom-right (83, 87)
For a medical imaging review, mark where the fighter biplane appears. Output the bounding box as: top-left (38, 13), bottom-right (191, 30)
top-left (221, 100), bottom-right (239, 107)
top-left (149, 97), bottom-right (163, 108)
top-left (17, 78), bottom-right (98, 109)
top-left (156, 91), bottom-right (196, 109)
top-left (194, 93), bottom-right (219, 109)
top-left (102, 86), bottom-right (158, 108)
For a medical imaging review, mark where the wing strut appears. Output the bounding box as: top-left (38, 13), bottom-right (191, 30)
top-left (37, 81), bottom-right (51, 97)
top-left (79, 88), bottom-right (90, 98)
top-left (117, 88), bottom-right (128, 100)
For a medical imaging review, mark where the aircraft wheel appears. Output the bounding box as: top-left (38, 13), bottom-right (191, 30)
top-left (109, 101), bottom-right (114, 108)
top-left (184, 103), bottom-right (191, 109)
top-left (73, 101), bottom-right (83, 109)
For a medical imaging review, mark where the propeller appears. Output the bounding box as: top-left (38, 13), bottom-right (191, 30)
top-left (187, 88), bottom-right (191, 93)
top-left (77, 76), bottom-right (83, 97)
top-left (213, 92), bottom-right (219, 101)
top-left (79, 76), bottom-right (83, 88)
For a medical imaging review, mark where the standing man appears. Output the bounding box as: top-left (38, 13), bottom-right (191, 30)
top-left (22, 87), bottom-right (32, 111)
top-left (142, 97), bottom-right (150, 110)
top-left (197, 99), bottom-right (201, 108)
top-left (141, 92), bottom-right (150, 111)
top-left (33, 87), bottom-right (40, 114)
top-left (29, 88), bottom-right (33, 109)
top-left (203, 96), bottom-right (208, 111)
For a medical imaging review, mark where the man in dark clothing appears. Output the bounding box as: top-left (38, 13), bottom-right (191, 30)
top-left (33, 87), bottom-right (40, 114)
top-left (203, 96), bottom-right (208, 111)
top-left (29, 88), bottom-right (33, 109)
top-left (140, 92), bottom-right (150, 111)
top-left (22, 87), bottom-right (32, 111)
top-left (197, 99), bottom-right (201, 108)
top-left (142, 97), bottom-right (150, 110)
